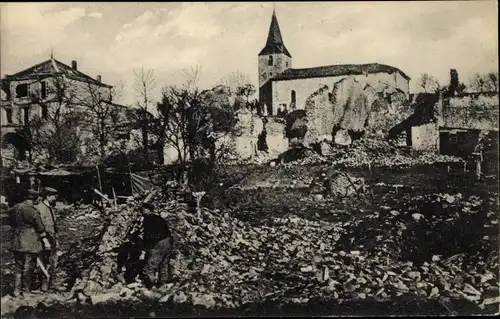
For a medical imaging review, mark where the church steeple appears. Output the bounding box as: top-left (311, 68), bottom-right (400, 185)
top-left (259, 9), bottom-right (291, 58)
top-left (258, 7), bottom-right (293, 114)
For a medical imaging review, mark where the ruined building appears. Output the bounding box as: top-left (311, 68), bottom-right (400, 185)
top-left (258, 9), bottom-right (411, 117)
top-left (0, 58), bottom-right (132, 164)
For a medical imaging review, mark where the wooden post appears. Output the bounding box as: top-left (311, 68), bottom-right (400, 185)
top-left (475, 151), bottom-right (483, 180)
top-left (112, 187), bottom-right (117, 209)
top-left (476, 160), bottom-right (481, 180)
top-left (95, 165), bottom-right (103, 207)
top-left (463, 161), bottom-right (467, 173)
top-left (128, 165), bottom-right (134, 196)
top-left (96, 165), bottom-right (103, 192)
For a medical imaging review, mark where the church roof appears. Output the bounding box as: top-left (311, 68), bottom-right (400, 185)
top-left (258, 10), bottom-right (292, 58)
top-left (271, 63), bottom-right (411, 81)
top-left (3, 58), bottom-right (112, 88)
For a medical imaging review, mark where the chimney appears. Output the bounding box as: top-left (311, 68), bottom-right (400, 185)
top-left (96, 75), bottom-right (102, 83)
top-left (71, 60), bottom-right (77, 70)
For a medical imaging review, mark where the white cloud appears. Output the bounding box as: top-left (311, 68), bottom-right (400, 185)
top-left (88, 12), bottom-right (103, 19)
top-left (135, 10), bottom-right (154, 23)
top-left (108, 3), bottom-right (227, 71)
top-left (1, 4), bottom-right (87, 59)
top-left (1, 2), bottom-right (498, 105)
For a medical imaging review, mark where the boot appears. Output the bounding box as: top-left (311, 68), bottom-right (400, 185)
top-left (41, 277), bottom-right (49, 292)
top-left (22, 263), bottom-right (34, 294)
top-left (13, 274), bottom-right (22, 297)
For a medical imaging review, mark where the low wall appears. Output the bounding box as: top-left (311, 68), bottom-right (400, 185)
top-left (411, 123), bottom-right (439, 151)
top-left (442, 94), bottom-right (499, 130)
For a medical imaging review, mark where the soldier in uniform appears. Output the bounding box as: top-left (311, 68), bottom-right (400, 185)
top-left (35, 187), bottom-right (59, 292)
top-left (140, 203), bottom-right (175, 288)
top-left (8, 189), bottom-right (51, 297)
top-left (121, 202), bottom-right (174, 289)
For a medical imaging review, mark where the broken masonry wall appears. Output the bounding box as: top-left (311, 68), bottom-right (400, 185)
top-left (302, 85), bottom-right (336, 146)
top-left (265, 118), bottom-right (289, 156)
top-left (334, 77), bottom-right (379, 133)
top-left (71, 206), bottom-right (143, 296)
top-left (442, 94), bottom-right (499, 131)
top-left (259, 81), bottom-right (273, 116)
top-left (271, 72), bottom-right (409, 114)
top-left (411, 123), bottom-right (439, 152)
top-left (231, 108), bottom-right (264, 160)
top-left (366, 92), bottom-right (413, 137)
top-left (297, 76), bottom-right (412, 147)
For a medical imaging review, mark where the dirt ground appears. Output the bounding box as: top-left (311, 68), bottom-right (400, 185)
top-left (1, 162), bottom-right (498, 317)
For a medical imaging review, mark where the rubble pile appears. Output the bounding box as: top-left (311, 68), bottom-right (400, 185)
top-left (2, 182), bottom-right (497, 317)
top-left (70, 203), bottom-right (143, 295)
top-left (309, 169), bottom-right (365, 197)
top-left (337, 192), bottom-right (499, 306)
top-left (54, 188), bottom-right (497, 312)
top-left (282, 139), bottom-right (463, 168)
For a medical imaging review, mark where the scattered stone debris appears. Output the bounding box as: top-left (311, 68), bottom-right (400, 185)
top-left (282, 139), bottom-right (463, 168)
top-left (1, 162), bottom-right (496, 317)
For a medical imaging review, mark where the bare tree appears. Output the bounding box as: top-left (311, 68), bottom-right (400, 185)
top-left (76, 79), bottom-right (125, 162)
top-left (470, 72), bottom-right (499, 93)
top-left (133, 67), bottom-right (157, 160)
top-left (220, 71), bottom-right (256, 112)
top-left (14, 75), bottom-right (82, 164)
top-left (182, 65), bottom-right (203, 93)
top-left (470, 73), bottom-right (487, 93)
top-left (154, 79), bottom-right (236, 189)
top-left (486, 72), bottom-right (499, 92)
top-left (417, 73), bottom-right (441, 93)
top-left (221, 71), bottom-right (251, 94)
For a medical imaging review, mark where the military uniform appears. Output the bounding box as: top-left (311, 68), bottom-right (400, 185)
top-left (127, 203), bottom-right (174, 288)
top-left (35, 196), bottom-right (58, 292)
top-left (9, 198), bottom-right (49, 295)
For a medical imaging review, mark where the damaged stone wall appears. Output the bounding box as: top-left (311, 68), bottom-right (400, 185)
top-left (162, 76), bottom-right (414, 163)
top-left (298, 76), bottom-right (410, 146)
top-left (271, 71), bottom-right (409, 113)
top-left (333, 77), bottom-right (379, 133)
top-left (302, 85), bottom-right (335, 146)
top-left (411, 123), bottom-right (439, 152)
top-left (229, 108), bottom-right (264, 160)
top-left (366, 92), bottom-right (413, 136)
top-left (265, 118), bottom-right (288, 157)
top-left (442, 94), bottom-right (499, 130)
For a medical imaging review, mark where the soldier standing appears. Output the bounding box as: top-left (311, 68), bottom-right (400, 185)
top-left (35, 187), bottom-right (59, 292)
top-left (130, 202), bottom-right (174, 289)
top-left (8, 189), bottom-right (51, 297)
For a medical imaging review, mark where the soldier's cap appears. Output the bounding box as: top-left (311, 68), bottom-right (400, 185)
top-left (142, 202), bottom-right (155, 211)
top-left (41, 187), bottom-right (58, 196)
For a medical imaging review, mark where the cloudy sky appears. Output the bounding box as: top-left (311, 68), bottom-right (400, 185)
top-left (1, 1), bottom-right (498, 105)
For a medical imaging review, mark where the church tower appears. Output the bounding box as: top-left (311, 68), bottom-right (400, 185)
top-left (258, 9), bottom-right (292, 88)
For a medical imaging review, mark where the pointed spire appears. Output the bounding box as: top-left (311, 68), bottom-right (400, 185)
top-left (259, 7), bottom-right (292, 57)
top-left (50, 48), bottom-right (54, 59)
top-left (266, 9), bottom-right (283, 46)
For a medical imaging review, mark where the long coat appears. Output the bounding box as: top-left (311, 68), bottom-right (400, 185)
top-left (9, 202), bottom-right (47, 253)
top-left (35, 201), bottom-right (57, 237)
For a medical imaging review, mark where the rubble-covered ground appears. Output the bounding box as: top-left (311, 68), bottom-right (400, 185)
top-left (1, 160), bottom-right (498, 317)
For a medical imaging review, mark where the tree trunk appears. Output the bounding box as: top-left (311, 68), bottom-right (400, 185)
top-left (142, 117), bottom-right (149, 162)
